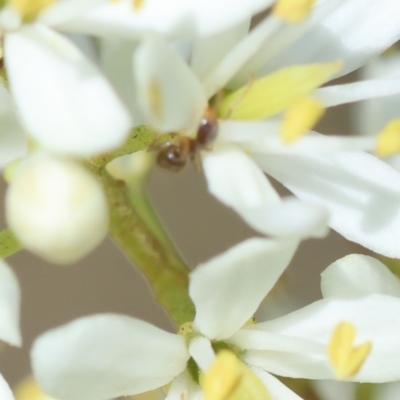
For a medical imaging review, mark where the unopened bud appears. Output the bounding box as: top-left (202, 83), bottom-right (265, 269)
top-left (6, 152), bottom-right (108, 264)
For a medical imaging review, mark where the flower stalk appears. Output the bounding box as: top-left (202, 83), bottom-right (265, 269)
top-left (89, 149), bottom-right (195, 327)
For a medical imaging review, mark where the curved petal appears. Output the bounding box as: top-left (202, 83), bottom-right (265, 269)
top-left (250, 367), bottom-right (304, 400)
top-left (231, 0), bottom-right (400, 88)
top-left (321, 254), bottom-right (400, 299)
top-left (100, 39), bottom-right (144, 122)
top-left (0, 260), bottom-right (21, 347)
top-left (0, 83), bottom-right (27, 168)
top-left (165, 371), bottom-right (201, 400)
top-left (315, 76), bottom-right (400, 108)
top-left (31, 314), bottom-right (189, 400)
top-left (191, 20), bottom-right (250, 80)
top-left (252, 295), bottom-right (400, 382)
top-left (190, 238), bottom-right (298, 340)
top-left (0, 375), bottom-right (14, 400)
top-left (39, 0), bottom-right (105, 26)
top-left (56, 0), bottom-right (272, 40)
top-left (219, 121), bottom-right (375, 154)
top-left (253, 151), bottom-right (400, 258)
top-left (134, 35), bottom-right (206, 133)
top-left (203, 147), bottom-right (328, 239)
top-left (5, 25), bottom-right (132, 157)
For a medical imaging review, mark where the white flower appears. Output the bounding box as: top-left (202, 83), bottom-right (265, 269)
top-left (53, 0), bottom-right (273, 40)
top-left (119, 0), bottom-right (400, 257)
top-left (0, 260), bottom-right (22, 400)
top-left (31, 241), bottom-right (400, 400)
top-left (0, 260), bottom-right (21, 347)
top-left (6, 152), bottom-right (108, 264)
top-left (1, 0), bottom-right (132, 157)
top-left (0, 374), bottom-right (15, 400)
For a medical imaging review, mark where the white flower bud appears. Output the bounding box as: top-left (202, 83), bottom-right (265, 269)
top-left (6, 152), bottom-right (108, 264)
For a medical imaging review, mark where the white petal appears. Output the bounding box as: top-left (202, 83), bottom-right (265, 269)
top-left (188, 337), bottom-right (215, 372)
top-left (219, 121), bottom-right (375, 155)
top-left (203, 147), bottom-right (328, 239)
top-left (134, 35), bottom-right (206, 133)
top-left (0, 83), bottom-right (27, 168)
top-left (250, 367), bottom-right (304, 400)
top-left (39, 0), bottom-right (106, 26)
top-left (315, 76), bottom-right (400, 108)
top-left (321, 254), bottom-right (400, 299)
top-left (31, 314), bottom-right (189, 400)
top-left (242, 197), bottom-right (329, 239)
top-left (253, 151), bottom-right (400, 258)
top-left (56, 0), bottom-right (271, 40)
top-left (353, 53), bottom-right (400, 136)
top-left (230, 0), bottom-right (400, 88)
top-left (0, 260), bottom-right (21, 346)
top-left (166, 372), bottom-right (201, 400)
top-left (252, 295), bottom-right (400, 381)
top-left (0, 375), bottom-right (14, 400)
top-left (190, 238), bottom-right (298, 340)
top-left (100, 39), bottom-right (144, 122)
top-left (191, 20), bottom-right (250, 80)
top-left (6, 152), bottom-right (108, 264)
top-left (5, 25), bottom-right (132, 157)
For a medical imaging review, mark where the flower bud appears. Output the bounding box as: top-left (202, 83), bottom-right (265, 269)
top-left (6, 152), bottom-right (108, 264)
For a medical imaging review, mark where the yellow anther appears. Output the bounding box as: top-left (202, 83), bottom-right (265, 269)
top-left (202, 351), bottom-right (271, 400)
top-left (219, 61), bottom-right (342, 121)
top-left (132, 0), bottom-right (145, 10)
top-left (14, 376), bottom-right (55, 400)
top-left (273, 0), bottom-right (316, 23)
top-left (376, 119), bottom-right (400, 157)
top-left (280, 97), bottom-right (325, 144)
top-left (328, 321), bottom-right (372, 380)
top-left (178, 322), bottom-right (193, 336)
top-left (148, 78), bottom-right (163, 120)
top-left (7, 0), bottom-right (55, 21)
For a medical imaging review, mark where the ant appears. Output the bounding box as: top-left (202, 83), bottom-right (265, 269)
top-left (155, 107), bottom-right (218, 172)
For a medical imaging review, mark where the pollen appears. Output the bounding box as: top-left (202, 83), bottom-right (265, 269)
top-left (273, 0), bottom-right (316, 23)
top-left (280, 97), bottom-right (325, 144)
top-left (8, 0), bottom-right (55, 21)
top-left (328, 321), bottom-right (372, 380)
top-left (376, 119), bottom-right (400, 157)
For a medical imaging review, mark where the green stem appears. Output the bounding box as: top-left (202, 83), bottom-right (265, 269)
top-left (99, 169), bottom-right (195, 328)
top-left (355, 383), bottom-right (376, 400)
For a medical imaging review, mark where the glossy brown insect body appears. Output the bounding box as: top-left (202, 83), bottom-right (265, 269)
top-left (156, 107), bottom-right (218, 172)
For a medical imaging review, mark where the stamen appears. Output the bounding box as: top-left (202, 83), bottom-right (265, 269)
top-left (202, 351), bottom-right (243, 400)
top-left (202, 351), bottom-right (272, 400)
top-left (218, 61), bottom-right (341, 120)
top-left (376, 119), bottom-right (400, 157)
top-left (8, 0), bottom-right (55, 21)
top-left (147, 78), bottom-right (163, 120)
top-left (280, 97), bottom-right (325, 144)
top-left (178, 322), bottom-right (193, 336)
top-left (328, 321), bottom-right (372, 380)
top-left (273, 0), bottom-right (316, 23)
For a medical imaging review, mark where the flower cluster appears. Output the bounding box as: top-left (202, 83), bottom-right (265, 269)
top-left (1, 0), bottom-right (400, 399)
